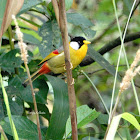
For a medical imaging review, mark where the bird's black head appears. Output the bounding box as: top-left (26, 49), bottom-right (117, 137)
top-left (71, 36), bottom-right (86, 47)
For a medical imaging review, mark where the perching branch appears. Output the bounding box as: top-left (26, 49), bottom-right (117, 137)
top-left (80, 32), bottom-right (140, 66)
top-left (58, 0), bottom-right (78, 140)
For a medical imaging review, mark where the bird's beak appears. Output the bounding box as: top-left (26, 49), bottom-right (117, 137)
top-left (83, 40), bottom-right (91, 45)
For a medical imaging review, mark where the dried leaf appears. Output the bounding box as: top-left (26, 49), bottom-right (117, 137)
top-left (0, 0), bottom-right (24, 40)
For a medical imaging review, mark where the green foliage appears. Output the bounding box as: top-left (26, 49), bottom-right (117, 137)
top-left (66, 105), bottom-right (100, 137)
top-left (47, 0), bottom-right (73, 16)
top-left (88, 46), bottom-right (122, 81)
top-left (0, 115), bottom-right (46, 140)
top-left (0, 49), bottom-right (33, 73)
top-left (0, 86), bottom-right (24, 116)
top-left (9, 75), bottom-right (48, 104)
top-left (39, 20), bottom-right (61, 58)
top-left (106, 112), bottom-right (140, 139)
top-left (123, 0), bottom-right (134, 15)
top-left (67, 13), bottom-right (96, 39)
top-left (46, 75), bottom-right (69, 140)
top-left (17, 0), bottom-right (46, 16)
top-left (22, 33), bottom-right (40, 45)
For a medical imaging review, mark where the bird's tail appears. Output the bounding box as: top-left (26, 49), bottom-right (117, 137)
top-left (22, 62), bottom-right (51, 87)
top-left (22, 69), bottom-right (41, 87)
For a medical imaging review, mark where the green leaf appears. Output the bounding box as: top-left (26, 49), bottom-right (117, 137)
top-left (65, 0), bottom-right (73, 11)
top-left (82, 136), bottom-right (99, 140)
top-left (9, 75), bottom-right (49, 104)
top-left (39, 20), bottom-right (61, 58)
top-left (47, 2), bottom-right (55, 17)
top-left (33, 78), bottom-right (49, 103)
top-left (0, 49), bottom-right (33, 74)
top-left (123, 0), bottom-right (133, 16)
top-left (67, 13), bottom-right (96, 38)
top-left (106, 112), bottom-right (140, 139)
top-left (45, 75), bottom-right (69, 140)
top-left (17, 0), bottom-right (45, 16)
top-left (47, 0), bottom-right (72, 17)
top-left (0, 49), bottom-right (22, 73)
top-left (0, 115), bottom-right (45, 140)
top-left (88, 47), bottom-right (122, 81)
top-left (28, 103), bottom-right (51, 121)
top-left (0, 98), bottom-right (5, 121)
top-left (97, 113), bottom-right (108, 125)
top-left (22, 33), bottom-right (40, 45)
top-left (67, 13), bottom-right (93, 27)
top-left (122, 113), bottom-right (140, 131)
top-left (66, 105), bottom-right (100, 137)
top-left (0, 86), bottom-right (24, 117)
top-left (0, 0), bottom-right (7, 30)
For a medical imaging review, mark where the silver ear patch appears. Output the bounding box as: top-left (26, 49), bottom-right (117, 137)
top-left (70, 41), bottom-right (80, 50)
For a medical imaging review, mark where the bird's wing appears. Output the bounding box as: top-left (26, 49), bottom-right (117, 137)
top-left (47, 52), bottom-right (66, 74)
top-left (38, 49), bottom-right (63, 66)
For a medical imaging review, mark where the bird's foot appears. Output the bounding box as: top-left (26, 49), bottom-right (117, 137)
top-left (71, 78), bottom-right (75, 85)
top-left (64, 62), bottom-right (73, 70)
top-left (64, 78), bottom-right (75, 85)
top-left (65, 78), bottom-right (75, 85)
top-left (70, 62), bottom-right (73, 69)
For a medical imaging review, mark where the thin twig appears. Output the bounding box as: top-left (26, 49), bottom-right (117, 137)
top-left (81, 70), bottom-right (109, 114)
top-left (24, 63), bottom-right (42, 140)
top-left (0, 125), bottom-right (8, 140)
top-left (12, 15), bottom-right (42, 140)
top-left (58, 0), bottom-right (78, 140)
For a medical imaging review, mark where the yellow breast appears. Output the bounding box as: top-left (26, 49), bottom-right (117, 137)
top-left (70, 44), bottom-right (88, 69)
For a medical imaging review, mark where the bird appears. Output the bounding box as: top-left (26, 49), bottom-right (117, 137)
top-left (23, 36), bottom-right (91, 87)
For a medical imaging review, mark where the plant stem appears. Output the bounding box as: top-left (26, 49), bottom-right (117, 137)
top-left (24, 62), bottom-right (42, 140)
top-left (7, 25), bottom-right (19, 75)
top-left (0, 71), bottom-right (19, 140)
top-left (8, 26), bottom-right (14, 50)
top-left (81, 70), bottom-right (109, 115)
top-left (58, 0), bottom-right (78, 139)
top-left (0, 125), bottom-right (8, 140)
top-left (104, 0), bottom-right (138, 139)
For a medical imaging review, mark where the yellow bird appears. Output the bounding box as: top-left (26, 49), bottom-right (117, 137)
top-left (23, 36), bottom-right (91, 86)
